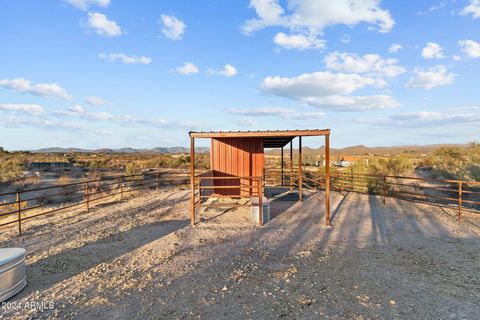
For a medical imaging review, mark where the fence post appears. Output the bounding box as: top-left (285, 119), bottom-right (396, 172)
top-left (120, 177), bottom-right (124, 200)
top-left (382, 176), bottom-right (386, 205)
top-left (16, 192), bottom-right (22, 236)
top-left (84, 182), bottom-right (90, 212)
top-left (350, 167), bottom-right (354, 192)
top-left (258, 175), bottom-right (263, 227)
top-left (458, 181), bottom-right (462, 221)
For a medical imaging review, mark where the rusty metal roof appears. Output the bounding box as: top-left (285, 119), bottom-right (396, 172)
top-left (189, 129), bottom-right (330, 148)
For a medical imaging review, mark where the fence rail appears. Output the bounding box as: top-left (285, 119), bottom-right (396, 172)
top-left (302, 170), bottom-right (480, 219)
top-left (0, 171), bottom-right (190, 235)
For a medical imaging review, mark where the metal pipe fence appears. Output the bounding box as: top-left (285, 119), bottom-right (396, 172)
top-left (0, 171), bottom-right (191, 235)
top-left (192, 171), bottom-right (264, 226)
top-left (302, 171), bottom-right (480, 219)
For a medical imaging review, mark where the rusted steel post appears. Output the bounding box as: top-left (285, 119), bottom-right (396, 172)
top-left (120, 177), bottom-right (124, 200)
top-left (458, 181), bottom-right (462, 221)
top-left (289, 141), bottom-right (293, 191)
top-left (84, 183), bottom-right (89, 212)
top-left (325, 134), bottom-right (331, 227)
top-left (281, 147), bottom-right (284, 187)
top-left (298, 136), bottom-right (303, 202)
top-left (383, 176), bottom-right (386, 205)
top-left (258, 176), bottom-right (263, 226)
top-left (190, 137), bottom-right (196, 226)
top-left (350, 166), bottom-right (354, 192)
top-left (16, 192), bottom-right (22, 236)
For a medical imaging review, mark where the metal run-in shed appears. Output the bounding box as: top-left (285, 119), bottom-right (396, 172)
top-left (189, 129), bottom-right (331, 227)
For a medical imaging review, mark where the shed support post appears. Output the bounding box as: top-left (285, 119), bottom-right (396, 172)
top-left (281, 147), bottom-right (284, 186)
top-left (325, 134), bottom-right (331, 227)
top-left (190, 137), bottom-right (195, 226)
top-left (299, 136), bottom-right (302, 202)
top-left (289, 141), bottom-right (293, 191)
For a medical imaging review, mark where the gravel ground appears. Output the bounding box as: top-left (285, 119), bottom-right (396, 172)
top-left (0, 188), bottom-right (479, 319)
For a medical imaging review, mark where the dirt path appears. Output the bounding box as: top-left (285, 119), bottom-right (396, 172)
top-left (1, 188), bottom-right (479, 319)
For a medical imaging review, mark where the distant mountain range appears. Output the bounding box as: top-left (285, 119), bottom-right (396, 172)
top-left (266, 143), bottom-right (471, 156)
top-left (29, 143), bottom-right (470, 155)
top-left (31, 147), bottom-right (209, 154)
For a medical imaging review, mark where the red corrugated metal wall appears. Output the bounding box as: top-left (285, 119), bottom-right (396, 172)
top-left (210, 137), bottom-right (264, 196)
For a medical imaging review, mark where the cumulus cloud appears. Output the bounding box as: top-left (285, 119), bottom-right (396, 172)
top-left (85, 96), bottom-right (109, 106)
top-left (176, 62), bottom-right (199, 75)
top-left (388, 44), bottom-right (403, 53)
top-left (273, 32), bottom-right (325, 50)
top-left (421, 42), bottom-right (445, 59)
top-left (324, 52), bottom-right (406, 78)
top-left (0, 103), bottom-right (44, 116)
top-left (98, 53), bottom-right (152, 64)
top-left (208, 64), bottom-right (238, 77)
top-left (362, 110), bottom-right (480, 128)
top-left (235, 119), bottom-right (257, 126)
top-left (405, 65), bottom-right (454, 90)
top-left (229, 107), bottom-right (325, 120)
top-left (160, 14), bottom-right (186, 40)
top-left (458, 39), bottom-right (480, 58)
top-left (85, 12), bottom-right (122, 37)
top-left (260, 71), bottom-right (398, 111)
top-left (0, 77), bottom-right (72, 99)
top-left (242, 0), bottom-right (394, 49)
top-left (461, 0), bottom-right (480, 19)
top-left (65, 0), bottom-right (110, 10)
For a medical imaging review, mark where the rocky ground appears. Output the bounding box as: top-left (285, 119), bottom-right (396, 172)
top-left (0, 187), bottom-right (479, 319)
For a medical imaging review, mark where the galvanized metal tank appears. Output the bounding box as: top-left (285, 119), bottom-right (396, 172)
top-left (0, 248), bottom-right (26, 302)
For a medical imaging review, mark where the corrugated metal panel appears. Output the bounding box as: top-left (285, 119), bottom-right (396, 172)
top-left (211, 137), bottom-right (264, 196)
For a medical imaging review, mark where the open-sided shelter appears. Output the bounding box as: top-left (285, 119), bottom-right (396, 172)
top-left (189, 129), bottom-right (331, 227)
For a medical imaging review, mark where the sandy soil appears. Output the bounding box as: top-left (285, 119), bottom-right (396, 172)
top-left (0, 187), bottom-right (479, 319)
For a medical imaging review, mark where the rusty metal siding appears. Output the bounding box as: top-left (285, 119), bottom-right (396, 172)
top-left (210, 137), bottom-right (264, 196)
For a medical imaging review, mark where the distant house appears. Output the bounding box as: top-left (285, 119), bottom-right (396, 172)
top-left (29, 162), bottom-right (74, 172)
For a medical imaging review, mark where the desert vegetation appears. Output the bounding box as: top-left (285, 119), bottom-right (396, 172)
top-left (420, 142), bottom-right (480, 181)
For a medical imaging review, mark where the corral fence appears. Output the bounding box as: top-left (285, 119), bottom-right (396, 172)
top-left (0, 170), bottom-right (191, 235)
top-left (192, 170), bottom-right (264, 225)
top-left (309, 172), bottom-right (480, 219)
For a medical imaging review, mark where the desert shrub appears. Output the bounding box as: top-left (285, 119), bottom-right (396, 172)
top-left (424, 142), bottom-right (479, 181)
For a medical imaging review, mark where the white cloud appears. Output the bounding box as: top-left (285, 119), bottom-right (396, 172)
top-left (452, 55), bottom-right (462, 61)
top-left (461, 0), bottom-right (480, 19)
top-left (208, 64), bottom-right (238, 77)
top-left (260, 71), bottom-right (398, 111)
top-left (235, 119), bottom-right (257, 126)
top-left (85, 96), bottom-right (109, 106)
top-left (242, 0), bottom-right (395, 47)
top-left (458, 39), bottom-right (480, 58)
top-left (160, 14), bottom-right (186, 40)
top-left (98, 53), bottom-right (152, 64)
top-left (65, 0), bottom-right (110, 10)
top-left (340, 34), bottom-right (351, 44)
top-left (261, 71), bottom-right (384, 98)
top-left (405, 65), bottom-right (454, 90)
top-left (421, 42), bottom-right (445, 59)
top-left (273, 32), bottom-right (325, 50)
top-left (362, 110), bottom-right (480, 128)
top-left (388, 44), bottom-right (403, 53)
top-left (0, 104), bottom-right (44, 116)
top-left (85, 12), bottom-right (122, 37)
top-left (0, 77), bottom-right (72, 99)
top-left (324, 51), bottom-right (406, 78)
top-left (176, 62), bottom-right (199, 75)
top-left (229, 107), bottom-right (325, 119)
top-left (303, 95), bottom-right (400, 111)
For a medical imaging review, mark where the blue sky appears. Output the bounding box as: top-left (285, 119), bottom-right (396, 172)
top-left (1, 0), bottom-right (479, 150)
